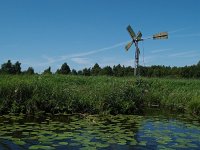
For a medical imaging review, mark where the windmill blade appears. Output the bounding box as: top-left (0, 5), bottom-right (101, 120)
top-left (127, 25), bottom-right (136, 39)
top-left (153, 32), bottom-right (168, 40)
top-left (136, 31), bottom-right (142, 41)
top-left (125, 41), bottom-right (133, 51)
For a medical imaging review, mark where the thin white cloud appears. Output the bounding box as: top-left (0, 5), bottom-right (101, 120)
top-left (168, 50), bottom-right (198, 57)
top-left (98, 58), bottom-right (119, 67)
top-left (97, 54), bottom-right (161, 68)
top-left (168, 27), bottom-right (188, 34)
top-left (151, 48), bottom-right (172, 53)
top-left (122, 59), bottom-right (135, 67)
top-left (172, 33), bottom-right (200, 38)
top-left (18, 41), bottom-right (130, 69)
top-left (67, 41), bottom-right (129, 58)
top-left (136, 55), bottom-right (162, 66)
top-left (168, 27), bottom-right (200, 38)
top-left (42, 55), bottom-right (56, 64)
top-left (58, 41), bottom-right (129, 62)
top-left (41, 40), bottom-right (129, 65)
top-left (70, 57), bottom-right (91, 65)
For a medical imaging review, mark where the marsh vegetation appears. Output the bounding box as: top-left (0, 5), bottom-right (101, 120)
top-left (0, 75), bottom-right (200, 116)
top-left (1, 62), bottom-right (200, 149)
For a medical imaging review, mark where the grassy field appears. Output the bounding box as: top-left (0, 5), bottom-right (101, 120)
top-left (0, 75), bottom-right (199, 116)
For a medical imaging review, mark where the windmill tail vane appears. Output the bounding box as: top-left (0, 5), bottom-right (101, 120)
top-left (153, 32), bottom-right (168, 39)
top-left (125, 25), bottom-right (168, 76)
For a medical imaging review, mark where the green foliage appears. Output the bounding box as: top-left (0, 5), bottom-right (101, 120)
top-left (1, 60), bottom-right (200, 78)
top-left (100, 66), bottom-right (113, 76)
top-left (42, 67), bottom-right (52, 75)
top-left (1, 60), bottom-right (21, 74)
top-left (71, 69), bottom-right (77, 75)
top-left (197, 61), bottom-right (200, 66)
top-left (1, 60), bottom-right (13, 74)
top-left (14, 61), bottom-right (21, 74)
top-left (0, 75), bottom-right (199, 116)
top-left (113, 64), bottom-right (124, 77)
top-left (82, 68), bottom-right (91, 76)
top-left (56, 62), bottom-right (71, 74)
top-left (77, 70), bottom-right (83, 75)
top-left (91, 63), bottom-right (101, 76)
top-left (146, 78), bottom-right (200, 115)
top-left (0, 75), bottom-right (149, 115)
top-left (25, 67), bottom-right (35, 75)
top-left (188, 97), bottom-right (200, 115)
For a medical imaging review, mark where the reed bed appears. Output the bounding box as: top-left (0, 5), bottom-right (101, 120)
top-left (0, 75), bottom-right (199, 116)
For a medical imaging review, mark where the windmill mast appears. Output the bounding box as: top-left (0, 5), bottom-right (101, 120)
top-left (134, 41), bottom-right (139, 76)
top-left (125, 25), bottom-right (168, 77)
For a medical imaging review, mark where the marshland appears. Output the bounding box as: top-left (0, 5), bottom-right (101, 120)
top-left (0, 73), bottom-right (200, 149)
top-left (1, 0), bottom-right (200, 149)
top-left (0, 74), bottom-right (200, 116)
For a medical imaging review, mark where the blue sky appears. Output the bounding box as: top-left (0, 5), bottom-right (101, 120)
top-left (0, 0), bottom-right (200, 72)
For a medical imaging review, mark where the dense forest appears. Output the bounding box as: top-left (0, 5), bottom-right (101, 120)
top-left (0, 60), bottom-right (200, 78)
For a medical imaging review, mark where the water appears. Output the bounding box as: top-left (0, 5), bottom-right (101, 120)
top-left (0, 111), bottom-right (199, 150)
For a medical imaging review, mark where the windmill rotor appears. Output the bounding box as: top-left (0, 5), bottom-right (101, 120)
top-left (136, 31), bottom-right (142, 41)
top-left (125, 41), bottom-right (133, 51)
top-left (125, 25), bottom-right (168, 76)
top-left (127, 25), bottom-right (136, 39)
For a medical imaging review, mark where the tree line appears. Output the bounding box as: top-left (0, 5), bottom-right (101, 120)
top-left (0, 60), bottom-right (200, 78)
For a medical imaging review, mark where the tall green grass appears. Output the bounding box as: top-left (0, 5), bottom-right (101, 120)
top-left (0, 75), bottom-right (146, 115)
top-left (0, 75), bottom-right (199, 116)
top-left (145, 78), bottom-right (200, 115)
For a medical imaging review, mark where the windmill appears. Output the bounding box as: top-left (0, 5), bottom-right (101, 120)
top-left (125, 25), bottom-right (168, 76)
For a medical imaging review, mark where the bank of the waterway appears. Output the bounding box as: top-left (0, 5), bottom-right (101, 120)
top-left (0, 75), bottom-right (200, 116)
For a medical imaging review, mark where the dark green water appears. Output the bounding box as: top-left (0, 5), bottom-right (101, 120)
top-left (0, 111), bottom-right (200, 150)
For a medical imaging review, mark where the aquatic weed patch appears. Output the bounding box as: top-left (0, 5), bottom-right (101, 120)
top-left (0, 114), bottom-right (199, 149)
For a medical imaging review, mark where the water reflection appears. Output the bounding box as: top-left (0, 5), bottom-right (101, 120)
top-left (0, 112), bottom-right (199, 150)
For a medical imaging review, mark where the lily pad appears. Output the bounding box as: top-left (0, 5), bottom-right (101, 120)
top-left (13, 140), bottom-right (26, 145)
top-left (29, 145), bottom-right (55, 150)
top-left (58, 142), bottom-right (68, 145)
